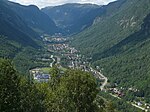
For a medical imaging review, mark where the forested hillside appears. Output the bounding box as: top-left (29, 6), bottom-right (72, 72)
top-left (72, 0), bottom-right (150, 103)
top-left (0, 0), bottom-right (55, 74)
top-left (93, 11), bottom-right (150, 103)
top-left (72, 0), bottom-right (150, 57)
top-left (0, 1), bottom-right (40, 48)
top-left (9, 1), bottom-right (58, 35)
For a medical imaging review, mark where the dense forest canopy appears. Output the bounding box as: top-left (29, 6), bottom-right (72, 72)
top-left (0, 59), bottom-right (114, 112)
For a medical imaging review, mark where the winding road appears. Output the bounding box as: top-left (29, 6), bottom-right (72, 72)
top-left (99, 73), bottom-right (108, 91)
top-left (90, 67), bottom-right (108, 91)
top-left (50, 55), bottom-right (55, 67)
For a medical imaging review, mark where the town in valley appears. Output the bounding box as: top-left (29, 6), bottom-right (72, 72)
top-left (30, 35), bottom-right (150, 112)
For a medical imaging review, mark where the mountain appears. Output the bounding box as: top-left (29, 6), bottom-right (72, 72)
top-left (0, 0), bottom-right (40, 49)
top-left (0, 1), bottom-right (52, 73)
top-left (42, 3), bottom-right (100, 35)
top-left (72, 0), bottom-right (150, 103)
top-left (8, 1), bottom-right (58, 35)
top-left (72, 0), bottom-right (150, 57)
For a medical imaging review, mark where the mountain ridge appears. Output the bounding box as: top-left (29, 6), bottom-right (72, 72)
top-left (0, 0), bottom-right (40, 48)
top-left (42, 3), bottom-right (100, 35)
top-left (8, 1), bottom-right (58, 35)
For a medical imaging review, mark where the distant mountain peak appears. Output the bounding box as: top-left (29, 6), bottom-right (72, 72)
top-left (27, 5), bottom-right (39, 10)
top-left (42, 3), bottom-right (100, 35)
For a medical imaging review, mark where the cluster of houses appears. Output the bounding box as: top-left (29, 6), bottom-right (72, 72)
top-left (109, 88), bottom-right (125, 97)
top-left (44, 37), bottom-right (67, 43)
top-left (70, 47), bottom-right (78, 54)
top-left (133, 101), bottom-right (150, 111)
top-left (30, 68), bottom-right (50, 82)
top-left (48, 44), bottom-right (69, 51)
top-left (128, 87), bottom-right (139, 92)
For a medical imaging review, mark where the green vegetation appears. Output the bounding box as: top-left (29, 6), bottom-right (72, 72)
top-left (99, 92), bottom-right (143, 112)
top-left (12, 47), bottom-right (52, 74)
top-left (0, 0), bottom-right (52, 74)
top-left (1, 0), bottom-right (150, 111)
top-left (0, 36), bottom-right (20, 58)
top-left (0, 59), bottom-right (21, 111)
top-left (72, 0), bottom-right (150, 104)
top-left (0, 35), bottom-right (53, 75)
top-left (9, 1), bottom-right (57, 35)
top-left (0, 58), bottom-right (46, 112)
top-left (0, 0), bottom-right (57, 75)
top-left (93, 11), bottom-right (150, 104)
top-left (0, 59), bottom-right (114, 112)
top-left (93, 34), bottom-right (150, 103)
top-left (72, 0), bottom-right (150, 57)
top-left (0, 1), bottom-right (40, 48)
top-left (42, 3), bottom-right (100, 35)
top-left (41, 67), bottom-right (52, 73)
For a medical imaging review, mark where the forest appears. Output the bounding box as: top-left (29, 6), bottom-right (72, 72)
top-left (0, 58), bottom-right (115, 112)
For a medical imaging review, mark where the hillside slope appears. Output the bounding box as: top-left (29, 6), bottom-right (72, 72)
top-left (0, 1), bottom-right (40, 48)
top-left (8, 1), bottom-right (58, 35)
top-left (72, 0), bottom-right (150, 103)
top-left (72, 0), bottom-right (150, 58)
top-left (93, 12), bottom-right (150, 101)
top-left (0, 1), bottom-right (45, 73)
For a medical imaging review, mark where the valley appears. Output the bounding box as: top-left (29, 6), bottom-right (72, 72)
top-left (1, 0), bottom-right (150, 111)
top-left (30, 36), bottom-right (108, 90)
top-left (30, 35), bottom-right (150, 112)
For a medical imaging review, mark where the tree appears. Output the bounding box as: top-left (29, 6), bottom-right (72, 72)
top-left (0, 61), bottom-right (113, 112)
top-left (44, 69), bottom-right (105, 112)
top-left (0, 59), bottom-right (43, 112)
top-left (0, 59), bottom-right (20, 112)
top-left (19, 78), bottom-right (45, 112)
top-left (49, 66), bottom-right (61, 90)
top-left (61, 69), bottom-right (98, 112)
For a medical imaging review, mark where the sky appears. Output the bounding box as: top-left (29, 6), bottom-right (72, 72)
top-left (9, 0), bottom-right (116, 8)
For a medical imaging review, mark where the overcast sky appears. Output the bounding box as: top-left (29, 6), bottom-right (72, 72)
top-left (9, 0), bottom-right (116, 8)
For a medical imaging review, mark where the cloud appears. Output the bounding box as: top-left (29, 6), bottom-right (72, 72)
top-left (9, 0), bottom-right (116, 8)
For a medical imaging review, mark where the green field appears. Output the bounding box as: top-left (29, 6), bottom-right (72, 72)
top-left (41, 67), bottom-right (51, 73)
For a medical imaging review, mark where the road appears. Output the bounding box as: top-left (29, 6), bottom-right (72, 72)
top-left (90, 67), bottom-right (108, 91)
top-left (132, 103), bottom-right (148, 112)
top-left (100, 74), bottom-right (108, 91)
top-left (50, 55), bottom-right (55, 67)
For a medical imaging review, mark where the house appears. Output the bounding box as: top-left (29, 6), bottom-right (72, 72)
top-left (33, 73), bottom-right (50, 82)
